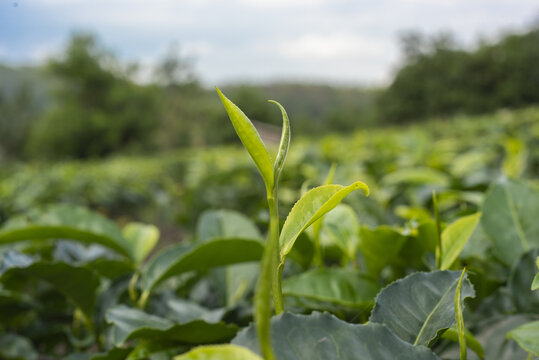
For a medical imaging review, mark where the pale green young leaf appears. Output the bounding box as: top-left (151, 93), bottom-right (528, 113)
top-left (216, 87), bottom-right (274, 193)
top-left (506, 321), bottom-right (539, 356)
top-left (174, 344), bottom-right (263, 360)
top-left (455, 269), bottom-right (467, 360)
top-left (279, 181), bottom-right (369, 260)
top-left (269, 100), bottom-right (290, 183)
top-left (123, 222), bottom-right (159, 265)
top-left (441, 213), bottom-right (481, 270)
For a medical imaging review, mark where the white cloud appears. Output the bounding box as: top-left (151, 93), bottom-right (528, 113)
top-left (275, 33), bottom-right (386, 61)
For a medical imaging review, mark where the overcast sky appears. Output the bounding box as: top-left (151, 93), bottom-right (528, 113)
top-left (1, 0), bottom-right (537, 86)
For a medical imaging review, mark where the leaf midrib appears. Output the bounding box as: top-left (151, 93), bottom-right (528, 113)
top-left (413, 279), bottom-right (457, 346)
top-left (503, 184), bottom-right (529, 251)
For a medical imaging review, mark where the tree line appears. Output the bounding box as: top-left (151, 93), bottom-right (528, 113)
top-left (0, 25), bottom-right (537, 161)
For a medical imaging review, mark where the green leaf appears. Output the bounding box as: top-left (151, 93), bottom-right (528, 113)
top-left (0, 204), bottom-right (132, 259)
top-left (0, 333), bottom-right (37, 360)
top-left (440, 213), bottom-right (481, 270)
top-left (508, 249), bottom-right (539, 313)
top-left (107, 306), bottom-right (238, 346)
top-left (282, 268), bottom-right (380, 308)
top-left (507, 321), bottom-right (539, 356)
top-left (382, 167), bottom-right (450, 187)
top-left (475, 315), bottom-right (539, 360)
top-left (319, 204), bottom-right (359, 260)
top-left (216, 87), bottom-right (274, 193)
top-left (370, 270), bottom-right (475, 346)
top-left (502, 137), bottom-right (527, 178)
top-left (196, 210), bottom-right (262, 242)
top-left (454, 269), bottom-right (467, 360)
top-left (532, 257), bottom-right (539, 291)
top-left (174, 345), bottom-right (263, 360)
top-left (481, 179), bottom-right (539, 266)
top-left (0, 252), bottom-right (100, 318)
top-left (195, 210), bottom-right (262, 306)
top-left (269, 100), bottom-right (290, 182)
top-left (123, 222), bottom-right (159, 265)
top-left (233, 312), bottom-right (440, 360)
top-left (141, 238), bottom-right (264, 294)
top-left (279, 181), bottom-right (369, 260)
top-left (358, 225), bottom-right (407, 277)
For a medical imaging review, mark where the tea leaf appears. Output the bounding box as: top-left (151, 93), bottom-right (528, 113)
top-left (0, 204), bottom-right (132, 259)
top-left (174, 344), bottom-right (263, 360)
top-left (216, 87), bottom-right (274, 193)
top-left (123, 222), bottom-right (159, 265)
top-left (282, 268), bottom-right (379, 308)
top-left (506, 321), bottom-right (539, 356)
top-left (107, 306), bottom-right (237, 346)
top-left (233, 312), bottom-right (441, 360)
top-left (358, 225), bottom-right (407, 277)
top-left (0, 252), bottom-right (100, 318)
top-left (370, 270), bottom-right (475, 346)
top-left (279, 181), bottom-right (369, 260)
top-left (269, 100), bottom-right (290, 182)
top-left (196, 210), bottom-right (262, 242)
top-left (141, 238), bottom-right (264, 295)
top-left (441, 213), bottom-right (481, 270)
top-left (481, 179), bottom-right (539, 266)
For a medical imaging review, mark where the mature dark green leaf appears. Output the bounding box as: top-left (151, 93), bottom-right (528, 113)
top-left (506, 320), bottom-right (539, 356)
top-left (233, 312), bottom-right (440, 360)
top-left (196, 209), bottom-right (262, 242)
top-left (370, 270), bottom-right (475, 346)
top-left (508, 249), bottom-right (539, 313)
top-left (0, 205), bottom-right (132, 259)
top-left (0, 252), bottom-right (100, 317)
top-left (107, 306), bottom-right (237, 346)
top-left (141, 238), bottom-right (264, 294)
top-left (282, 268), bottom-right (379, 308)
top-left (358, 225), bottom-right (407, 276)
top-left (0, 333), bottom-right (37, 360)
top-left (481, 179), bottom-right (539, 266)
top-left (475, 315), bottom-right (539, 360)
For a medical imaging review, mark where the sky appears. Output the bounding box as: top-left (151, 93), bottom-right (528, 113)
top-left (0, 0), bottom-right (537, 86)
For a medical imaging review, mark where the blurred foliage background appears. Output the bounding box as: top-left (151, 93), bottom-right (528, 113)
top-left (1, 24), bottom-right (538, 162)
top-left (1, 24), bottom-right (538, 241)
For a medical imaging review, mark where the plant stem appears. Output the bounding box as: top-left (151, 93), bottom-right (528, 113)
top-left (253, 195), bottom-right (278, 360)
top-left (268, 195), bottom-right (284, 314)
top-left (128, 271), bottom-right (139, 304)
top-left (433, 191), bottom-right (442, 269)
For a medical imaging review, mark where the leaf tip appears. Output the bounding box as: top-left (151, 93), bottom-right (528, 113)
top-left (352, 181), bottom-right (370, 196)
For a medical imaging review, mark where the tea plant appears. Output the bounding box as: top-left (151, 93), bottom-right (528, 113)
top-left (0, 91), bottom-right (537, 359)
